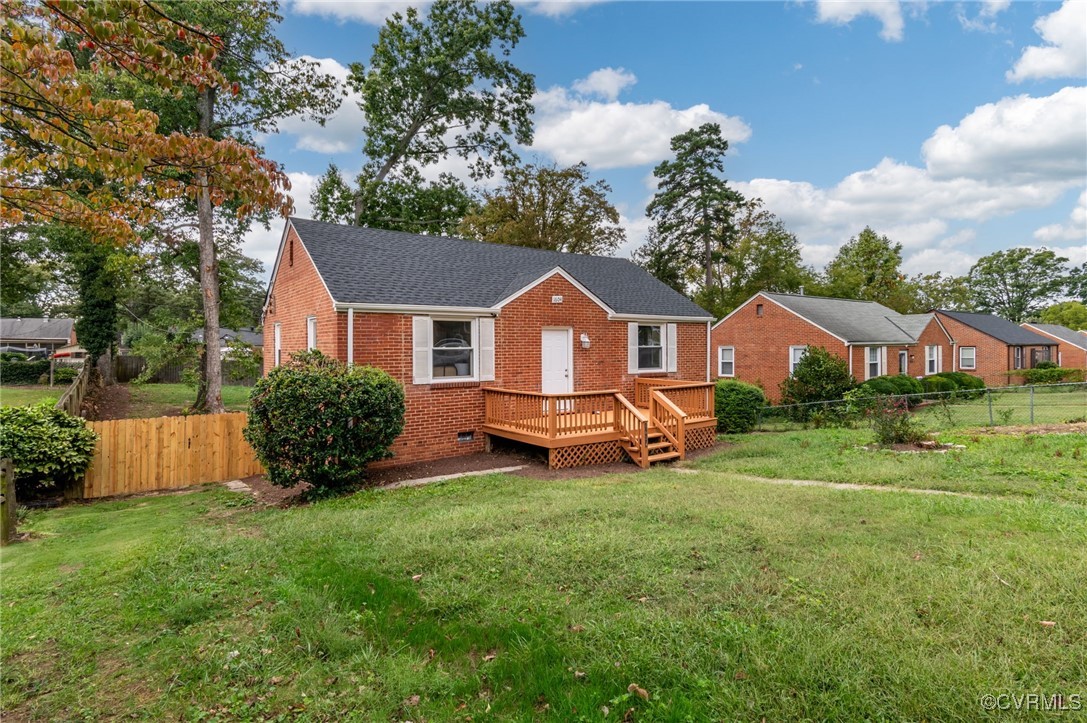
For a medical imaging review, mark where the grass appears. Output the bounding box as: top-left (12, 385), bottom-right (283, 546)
top-left (700, 427), bottom-right (1087, 505)
top-left (0, 385), bottom-right (60, 407)
top-left (3, 461), bottom-right (1085, 720)
top-left (916, 384), bottom-right (1087, 429)
top-left (127, 383), bottom-right (250, 417)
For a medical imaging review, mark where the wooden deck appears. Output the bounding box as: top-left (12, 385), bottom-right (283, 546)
top-left (482, 379), bottom-right (717, 469)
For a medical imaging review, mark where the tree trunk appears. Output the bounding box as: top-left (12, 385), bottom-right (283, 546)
top-left (97, 346), bottom-right (115, 386)
top-left (704, 236), bottom-right (713, 293)
top-left (194, 87), bottom-right (225, 414)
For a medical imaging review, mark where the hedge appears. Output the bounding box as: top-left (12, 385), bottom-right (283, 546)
top-left (0, 402), bottom-right (97, 497)
top-left (920, 375), bottom-right (957, 394)
top-left (715, 380), bottom-right (765, 433)
top-left (0, 359), bottom-right (51, 385)
top-left (855, 374), bottom-right (924, 407)
top-left (1014, 367), bottom-right (1086, 385)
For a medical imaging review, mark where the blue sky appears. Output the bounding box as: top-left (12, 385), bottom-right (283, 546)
top-left (247, 0), bottom-right (1087, 279)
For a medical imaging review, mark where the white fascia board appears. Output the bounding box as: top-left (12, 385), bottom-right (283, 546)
top-left (492, 267), bottom-right (616, 316)
top-left (333, 302), bottom-right (496, 317)
top-left (710, 292), bottom-right (764, 330)
top-left (609, 313), bottom-right (714, 323)
top-left (263, 219), bottom-right (340, 316)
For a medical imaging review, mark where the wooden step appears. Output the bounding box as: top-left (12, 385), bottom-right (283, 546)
top-left (646, 440), bottom-right (673, 451)
top-left (647, 450), bottom-right (681, 463)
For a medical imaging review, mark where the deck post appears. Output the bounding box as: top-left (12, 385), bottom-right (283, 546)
top-left (548, 401), bottom-right (558, 439)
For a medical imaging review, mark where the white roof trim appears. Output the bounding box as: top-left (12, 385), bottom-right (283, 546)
top-left (1022, 323), bottom-right (1087, 350)
top-left (713, 292), bottom-right (850, 344)
top-left (263, 220), bottom-right (339, 322)
top-left (609, 313), bottom-right (713, 323)
top-left (492, 266), bottom-right (616, 316)
top-left (333, 302), bottom-right (495, 316)
top-left (711, 292), bottom-right (763, 331)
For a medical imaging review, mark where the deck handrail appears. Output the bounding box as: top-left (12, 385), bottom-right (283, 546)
top-left (649, 388), bottom-right (687, 458)
top-left (634, 377), bottom-right (714, 409)
top-left (483, 387), bottom-right (620, 398)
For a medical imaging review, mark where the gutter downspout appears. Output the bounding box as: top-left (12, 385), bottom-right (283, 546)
top-left (706, 320), bottom-right (711, 382)
top-left (847, 344), bottom-right (852, 378)
top-left (347, 307), bottom-right (354, 366)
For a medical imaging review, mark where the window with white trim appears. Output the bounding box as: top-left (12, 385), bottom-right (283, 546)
top-left (637, 325), bottom-right (663, 371)
top-left (959, 346), bottom-right (976, 370)
top-left (718, 346), bottom-right (734, 377)
top-left (898, 350), bottom-right (908, 375)
top-left (273, 323), bottom-right (282, 367)
top-left (306, 316), bottom-right (317, 350)
top-left (866, 346), bottom-right (882, 380)
top-left (1013, 346), bottom-right (1023, 370)
top-left (789, 345), bottom-right (808, 375)
top-left (926, 345), bottom-right (939, 374)
top-left (432, 319), bottom-right (474, 379)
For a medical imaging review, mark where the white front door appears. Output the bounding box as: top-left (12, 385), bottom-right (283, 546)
top-left (541, 328), bottom-right (572, 395)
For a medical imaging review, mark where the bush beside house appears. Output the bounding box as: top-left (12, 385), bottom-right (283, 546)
top-left (779, 347), bottom-right (855, 408)
top-left (245, 350), bottom-right (405, 494)
top-left (0, 402), bottom-right (97, 497)
top-left (715, 380), bottom-right (765, 433)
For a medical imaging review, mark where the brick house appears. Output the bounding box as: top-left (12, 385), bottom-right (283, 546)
top-left (1019, 323), bottom-right (1087, 369)
top-left (263, 218), bottom-right (717, 469)
top-left (932, 311), bottom-right (1058, 386)
top-left (709, 292), bottom-right (953, 401)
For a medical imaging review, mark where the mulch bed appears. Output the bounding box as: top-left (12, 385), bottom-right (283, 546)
top-left (82, 383), bottom-right (130, 421)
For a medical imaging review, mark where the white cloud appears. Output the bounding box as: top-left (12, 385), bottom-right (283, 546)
top-left (520, 0), bottom-right (608, 17)
top-left (922, 87), bottom-right (1087, 183)
top-left (1007, 0), bottom-right (1087, 82)
top-left (571, 67), bottom-right (637, 101)
top-left (243, 171), bottom-right (320, 278)
top-left (901, 248), bottom-right (978, 276)
top-left (274, 57), bottom-right (362, 155)
top-left (1034, 189), bottom-right (1087, 244)
top-left (288, 0), bottom-right (425, 25)
top-left (531, 77), bottom-right (751, 169)
top-left (813, 0), bottom-right (905, 42)
top-left (956, 0), bottom-right (1011, 32)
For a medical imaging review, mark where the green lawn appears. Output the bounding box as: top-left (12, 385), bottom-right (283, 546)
top-left (127, 383), bottom-right (251, 417)
top-left (915, 384), bottom-right (1087, 429)
top-left (3, 458), bottom-right (1085, 720)
top-left (0, 386), bottom-right (60, 407)
top-left (700, 427), bottom-right (1087, 505)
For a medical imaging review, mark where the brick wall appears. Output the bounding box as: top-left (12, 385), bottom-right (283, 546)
top-left (933, 313), bottom-right (1058, 386)
top-left (710, 295), bottom-right (847, 401)
top-left (344, 272), bottom-right (708, 466)
top-left (1022, 326), bottom-right (1087, 369)
top-left (262, 227), bottom-right (340, 375)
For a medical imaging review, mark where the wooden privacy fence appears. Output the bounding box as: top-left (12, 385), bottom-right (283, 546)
top-left (83, 412), bottom-right (264, 498)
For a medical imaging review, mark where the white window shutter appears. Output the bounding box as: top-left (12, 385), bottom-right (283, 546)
top-left (479, 317), bottom-right (495, 382)
top-left (412, 316), bottom-right (431, 385)
top-left (627, 323), bottom-right (639, 374)
top-left (937, 345), bottom-right (943, 373)
top-left (881, 347), bottom-right (887, 376)
top-left (666, 323), bottom-right (678, 373)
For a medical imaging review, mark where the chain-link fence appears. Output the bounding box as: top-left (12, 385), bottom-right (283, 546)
top-left (756, 382), bottom-right (1087, 432)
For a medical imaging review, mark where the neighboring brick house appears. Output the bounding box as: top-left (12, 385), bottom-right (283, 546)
top-left (0, 317), bottom-right (77, 356)
top-left (709, 292), bottom-right (953, 401)
top-left (1020, 323), bottom-right (1087, 369)
top-left (932, 311), bottom-right (1058, 386)
top-left (263, 218), bottom-right (715, 468)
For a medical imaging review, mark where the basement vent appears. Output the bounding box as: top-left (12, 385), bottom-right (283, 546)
top-left (457, 431), bottom-right (475, 443)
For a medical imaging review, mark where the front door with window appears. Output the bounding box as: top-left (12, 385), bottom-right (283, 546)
top-left (541, 328), bottom-right (572, 396)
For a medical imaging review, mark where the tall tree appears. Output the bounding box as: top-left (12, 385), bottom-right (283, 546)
top-left (908, 272), bottom-right (974, 312)
top-left (156, 0), bottom-right (340, 412)
top-left (1065, 262), bottom-right (1087, 303)
top-left (1038, 301), bottom-right (1087, 330)
top-left (646, 123), bottom-right (743, 294)
top-left (458, 162), bottom-right (624, 254)
top-left (348, 0), bottom-right (535, 227)
top-left (711, 198), bottom-right (814, 317)
top-left (821, 227), bottom-right (912, 312)
top-left (631, 226), bottom-right (688, 295)
top-left (968, 247), bottom-right (1069, 323)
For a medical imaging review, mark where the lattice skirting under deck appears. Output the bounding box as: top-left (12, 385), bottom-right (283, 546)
top-left (686, 426), bottom-right (718, 451)
top-left (548, 440), bottom-right (626, 469)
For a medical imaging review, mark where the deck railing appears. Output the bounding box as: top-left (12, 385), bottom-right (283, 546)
top-left (483, 388), bottom-right (618, 439)
top-left (614, 393), bottom-right (649, 466)
top-left (648, 389), bottom-right (686, 458)
top-left (634, 378), bottom-right (715, 419)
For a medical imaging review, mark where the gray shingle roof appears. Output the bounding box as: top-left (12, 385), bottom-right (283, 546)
top-left (288, 218), bottom-right (711, 318)
top-left (938, 310), bottom-right (1055, 346)
top-left (1022, 323), bottom-right (1087, 350)
top-left (0, 317), bottom-right (74, 342)
top-left (762, 293), bottom-right (918, 344)
top-left (894, 313), bottom-right (935, 339)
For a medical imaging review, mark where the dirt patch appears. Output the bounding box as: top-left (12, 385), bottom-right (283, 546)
top-left (239, 475), bottom-right (310, 507)
top-left (82, 383), bottom-right (130, 420)
top-left (369, 450), bottom-right (539, 486)
top-left (861, 441), bottom-right (966, 454)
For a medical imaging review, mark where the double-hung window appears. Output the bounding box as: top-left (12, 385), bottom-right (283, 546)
top-left (959, 346), bottom-right (976, 370)
top-left (1013, 347), bottom-right (1024, 370)
top-left (306, 316), bottom-right (317, 350)
top-left (432, 319), bottom-right (475, 379)
top-left (789, 346), bottom-right (808, 375)
top-left (718, 346), bottom-right (735, 377)
top-left (926, 345), bottom-right (939, 374)
top-left (637, 325), bottom-right (663, 371)
top-left (273, 323), bottom-right (282, 367)
top-left (866, 347), bottom-right (882, 379)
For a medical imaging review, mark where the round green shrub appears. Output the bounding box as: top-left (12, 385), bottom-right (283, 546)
top-left (1034, 360), bottom-right (1057, 370)
top-left (920, 375), bottom-right (956, 394)
top-left (715, 380), bottom-right (765, 433)
top-left (244, 350), bottom-right (406, 493)
top-left (779, 346), bottom-right (855, 411)
top-left (930, 371), bottom-right (984, 399)
top-left (53, 366), bottom-right (79, 383)
top-left (0, 402), bottom-right (98, 497)
top-left (856, 374), bottom-right (924, 407)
